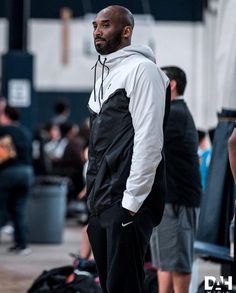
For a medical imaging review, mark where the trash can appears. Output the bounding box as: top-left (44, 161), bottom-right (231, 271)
top-left (27, 176), bottom-right (68, 244)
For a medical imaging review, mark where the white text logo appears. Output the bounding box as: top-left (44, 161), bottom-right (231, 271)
top-left (204, 276), bottom-right (232, 292)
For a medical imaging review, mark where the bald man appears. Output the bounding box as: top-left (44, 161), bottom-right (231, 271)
top-left (86, 6), bottom-right (170, 292)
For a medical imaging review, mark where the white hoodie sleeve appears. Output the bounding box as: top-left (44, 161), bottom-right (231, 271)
top-left (122, 61), bottom-right (167, 213)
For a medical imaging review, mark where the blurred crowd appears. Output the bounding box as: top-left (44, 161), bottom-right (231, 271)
top-left (32, 100), bottom-right (90, 203)
top-left (0, 96), bottom-right (90, 254)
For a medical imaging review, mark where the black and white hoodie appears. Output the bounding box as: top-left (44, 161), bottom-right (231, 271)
top-left (87, 44), bottom-right (169, 225)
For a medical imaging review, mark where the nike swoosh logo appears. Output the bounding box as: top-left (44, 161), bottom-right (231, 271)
top-left (121, 221), bottom-right (133, 227)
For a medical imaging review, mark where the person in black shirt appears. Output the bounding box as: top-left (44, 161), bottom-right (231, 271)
top-left (150, 66), bottom-right (202, 293)
top-left (0, 106), bottom-right (33, 255)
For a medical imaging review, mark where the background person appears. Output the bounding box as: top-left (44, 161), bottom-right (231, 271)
top-left (0, 106), bottom-right (34, 255)
top-left (43, 123), bottom-right (62, 159)
top-left (197, 130), bottom-right (212, 191)
top-left (51, 100), bottom-right (70, 126)
top-left (150, 66), bottom-right (202, 293)
top-left (53, 122), bottom-right (85, 202)
top-left (0, 96), bottom-right (7, 118)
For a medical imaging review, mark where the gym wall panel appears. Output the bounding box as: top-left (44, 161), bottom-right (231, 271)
top-left (34, 91), bottom-right (90, 127)
top-left (29, 0), bottom-right (203, 21)
top-left (28, 17), bottom-right (215, 130)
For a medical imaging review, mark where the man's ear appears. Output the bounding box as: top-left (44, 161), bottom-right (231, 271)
top-left (170, 79), bottom-right (177, 92)
top-left (123, 26), bottom-right (132, 39)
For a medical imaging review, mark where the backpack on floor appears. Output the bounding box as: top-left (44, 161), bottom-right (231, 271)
top-left (70, 253), bottom-right (98, 277)
top-left (27, 265), bottom-right (101, 293)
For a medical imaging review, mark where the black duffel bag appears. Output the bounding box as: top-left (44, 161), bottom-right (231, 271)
top-left (27, 265), bottom-right (101, 293)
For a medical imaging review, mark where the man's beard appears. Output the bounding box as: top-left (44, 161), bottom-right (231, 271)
top-left (95, 31), bottom-right (122, 55)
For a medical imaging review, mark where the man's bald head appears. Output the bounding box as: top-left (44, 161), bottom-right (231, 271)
top-left (93, 5), bottom-right (134, 54)
top-left (101, 5), bottom-right (134, 29)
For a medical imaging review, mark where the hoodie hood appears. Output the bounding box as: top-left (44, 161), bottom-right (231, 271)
top-left (90, 44), bottom-right (166, 113)
top-left (99, 45), bottom-right (156, 69)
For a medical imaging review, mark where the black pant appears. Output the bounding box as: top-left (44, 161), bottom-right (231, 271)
top-left (0, 165), bottom-right (33, 248)
top-left (87, 202), bottom-right (153, 293)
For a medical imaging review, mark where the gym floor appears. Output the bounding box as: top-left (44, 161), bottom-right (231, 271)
top-left (0, 220), bottom-right (82, 293)
top-left (0, 220), bottom-right (224, 293)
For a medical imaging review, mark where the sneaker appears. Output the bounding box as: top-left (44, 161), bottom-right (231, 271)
top-left (17, 247), bottom-right (31, 256)
top-left (8, 245), bottom-right (31, 255)
top-left (8, 244), bottom-right (21, 252)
